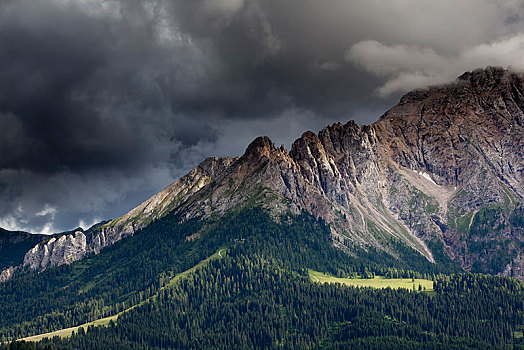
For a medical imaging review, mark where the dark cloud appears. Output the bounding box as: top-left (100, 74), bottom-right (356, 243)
top-left (0, 0), bottom-right (522, 233)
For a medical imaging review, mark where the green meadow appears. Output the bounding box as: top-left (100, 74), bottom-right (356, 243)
top-left (309, 269), bottom-right (434, 292)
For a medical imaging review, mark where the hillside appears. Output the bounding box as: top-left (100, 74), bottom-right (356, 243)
top-left (1, 208), bottom-right (523, 349)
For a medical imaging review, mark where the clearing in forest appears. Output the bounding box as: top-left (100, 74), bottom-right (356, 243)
top-left (308, 269), bottom-right (434, 292)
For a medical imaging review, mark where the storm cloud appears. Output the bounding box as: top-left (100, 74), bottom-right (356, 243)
top-left (0, 0), bottom-right (523, 233)
top-left (348, 34), bottom-right (524, 96)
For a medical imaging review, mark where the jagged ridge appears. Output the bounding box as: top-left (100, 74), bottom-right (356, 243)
top-left (5, 67), bottom-right (523, 279)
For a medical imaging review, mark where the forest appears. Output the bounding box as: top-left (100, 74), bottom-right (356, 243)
top-left (0, 207), bottom-right (522, 349)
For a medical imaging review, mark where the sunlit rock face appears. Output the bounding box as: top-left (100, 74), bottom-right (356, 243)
top-left (22, 231), bottom-right (87, 270)
top-left (0, 266), bottom-right (16, 283)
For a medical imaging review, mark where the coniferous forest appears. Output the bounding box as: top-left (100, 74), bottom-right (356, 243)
top-left (2, 0), bottom-right (524, 348)
top-left (1, 208), bottom-right (523, 349)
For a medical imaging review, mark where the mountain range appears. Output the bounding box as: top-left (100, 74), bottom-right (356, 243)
top-left (2, 66), bottom-right (522, 281)
top-left (0, 67), bottom-right (523, 349)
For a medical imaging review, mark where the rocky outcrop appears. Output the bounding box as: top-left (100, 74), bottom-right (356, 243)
top-left (88, 156), bottom-right (238, 253)
top-left (4, 66), bottom-right (523, 280)
top-left (0, 266), bottom-right (17, 283)
top-left (0, 228), bottom-right (47, 270)
top-left (0, 229), bottom-right (47, 281)
top-left (22, 231), bottom-right (87, 270)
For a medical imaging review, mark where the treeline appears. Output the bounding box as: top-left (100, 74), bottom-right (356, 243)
top-left (201, 208), bottom-right (460, 278)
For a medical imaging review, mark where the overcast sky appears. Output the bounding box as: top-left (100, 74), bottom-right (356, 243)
top-left (1, 0), bottom-right (524, 234)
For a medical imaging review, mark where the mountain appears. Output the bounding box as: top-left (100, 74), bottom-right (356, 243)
top-left (99, 67), bottom-right (523, 278)
top-left (2, 67), bottom-right (522, 281)
top-left (0, 67), bottom-right (523, 349)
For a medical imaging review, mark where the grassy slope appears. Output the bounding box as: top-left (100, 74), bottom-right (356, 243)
top-left (309, 269), bottom-right (434, 292)
top-left (19, 249), bottom-right (225, 343)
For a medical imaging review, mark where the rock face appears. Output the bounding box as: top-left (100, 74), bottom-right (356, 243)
top-left (4, 66), bottom-right (523, 280)
top-left (0, 266), bottom-right (17, 283)
top-left (22, 231), bottom-right (87, 270)
top-left (373, 67), bottom-right (523, 275)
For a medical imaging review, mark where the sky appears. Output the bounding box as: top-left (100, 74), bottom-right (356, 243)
top-left (1, 0), bottom-right (524, 234)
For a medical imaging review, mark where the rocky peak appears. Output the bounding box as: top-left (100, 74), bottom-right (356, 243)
top-left (374, 67), bottom-right (523, 190)
top-left (242, 136), bottom-right (289, 163)
top-left (245, 136), bottom-right (275, 153)
top-left (290, 131), bottom-right (324, 160)
top-left (3, 67), bottom-right (522, 282)
top-left (458, 66), bottom-right (512, 87)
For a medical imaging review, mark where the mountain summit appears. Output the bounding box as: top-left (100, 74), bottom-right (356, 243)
top-left (5, 67), bottom-right (523, 279)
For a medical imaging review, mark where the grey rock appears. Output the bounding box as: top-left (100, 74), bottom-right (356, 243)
top-left (0, 266), bottom-right (17, 283)
top-left (22, 231), bottom-right (87, 270)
